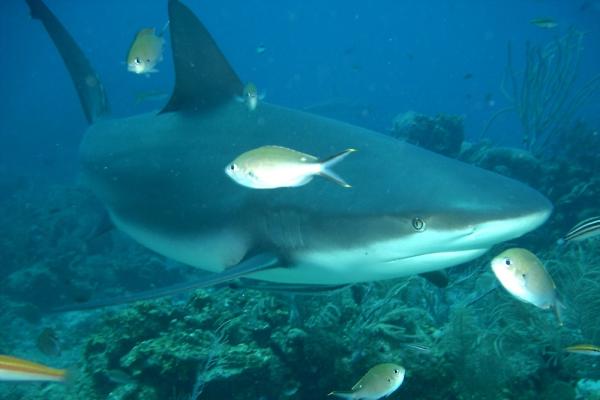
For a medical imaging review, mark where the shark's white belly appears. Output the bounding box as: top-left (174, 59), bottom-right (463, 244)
top-left (110, 211), bottom-right (249, 272)
top-left (111, 210), bottom-right (489, 284)
top-left (251, 247), bottom-right (489, 284)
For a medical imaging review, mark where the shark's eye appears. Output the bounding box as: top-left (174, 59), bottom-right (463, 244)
top-left (394, 369), bottom-right (399, 374)
top-left (411, 217), bottom-right (426, 232)
top-left (135, 57), bottom-right (142, 64)
top-left (504, 258), bottom-right (511, 266)
top-left (229, 164), bottom-right (237, 171)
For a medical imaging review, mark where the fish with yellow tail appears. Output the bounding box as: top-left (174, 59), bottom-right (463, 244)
top-left (491, 248), bottom-right (564, 325)
top-left (0, 355), bottom-right (66, 382)
top-left (328, 363), bottom-right (405, 400)
top-left (236, 82), bottom-right (265, 111)
top-left (225, 146), bottom-right (356, 189)
top-left (564, 344), bottom-right (600, 356)
top-left (127, 22), bottom-right (168, 75)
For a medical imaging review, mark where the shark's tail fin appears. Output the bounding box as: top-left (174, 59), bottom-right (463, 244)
top-left (26, 0), bottom-right (109, 124)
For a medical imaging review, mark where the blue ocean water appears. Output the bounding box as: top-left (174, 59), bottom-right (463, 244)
top-left (0, 1), bottom-right (599, 399)
top-left (1, 0), bottom-right (599, 177)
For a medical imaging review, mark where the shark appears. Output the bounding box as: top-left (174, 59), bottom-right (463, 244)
top-left (26, 0), bottom-right (552, 307)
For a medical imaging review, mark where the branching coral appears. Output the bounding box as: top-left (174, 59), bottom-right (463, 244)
top-left (484, 28), bottom-right (600, 157)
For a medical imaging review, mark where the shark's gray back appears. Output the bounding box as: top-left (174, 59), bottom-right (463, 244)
top-left (28, 0), bottom-right (552, 285)
top-left (81, 101), bottom-right (547, 251)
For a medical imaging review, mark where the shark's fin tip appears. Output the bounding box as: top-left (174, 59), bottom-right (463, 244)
top-left (161, 0), bottom-right (243, 114)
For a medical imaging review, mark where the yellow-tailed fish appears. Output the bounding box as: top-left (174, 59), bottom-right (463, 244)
top-left (559, 216), bottom-right (600, 244)
top-left (564, 344), bottom-right (600, 356)
top-left (225, 146), bottom-right (356, 189)
top-left (127, 25), bottom-right (166, 75)
top-left (530, 18), bottom-right (558, 29)
top-left (491, 248), bottom-right (563, 325)
top-left (236, 82), bottom-right (265, 111)
top-left (0, 355), bottom-right (66, 382)
top-left (328, 363), bottom-right (405, 400)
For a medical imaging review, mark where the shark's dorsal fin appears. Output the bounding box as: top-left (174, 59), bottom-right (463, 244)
top-left (161, 0), bottom-right (243, 113)
top-left (25, 0), bottom-right (109, 124)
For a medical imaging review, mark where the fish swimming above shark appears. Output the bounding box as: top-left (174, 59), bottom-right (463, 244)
top-left (26, 0), bottom-right (552, 310)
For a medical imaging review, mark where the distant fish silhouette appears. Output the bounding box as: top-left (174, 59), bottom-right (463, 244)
top-left (36, 328), bottom-right (61, 357)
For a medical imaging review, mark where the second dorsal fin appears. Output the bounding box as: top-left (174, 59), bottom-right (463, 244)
top-left (161, 0), bottom-right (243, 113)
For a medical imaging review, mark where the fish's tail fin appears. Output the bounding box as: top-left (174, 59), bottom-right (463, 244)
top-left (328, 391), bottom-right (355, 399)
top-left (25, 0), bottom-right (109, 124)
top-left (554, 298), bottom-right (566, 326)
top-left (319, 148), bottom-right (357, 188)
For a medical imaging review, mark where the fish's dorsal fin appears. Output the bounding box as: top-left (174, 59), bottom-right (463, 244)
top-left (25, 0), bottom-right (109, 124)
top-left (161, 0), bottom-right (243, 114)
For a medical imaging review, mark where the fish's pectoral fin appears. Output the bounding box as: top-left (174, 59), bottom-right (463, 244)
top-left (50, 253), bottom-right (280, 313)
top-left (554, 297), bottom-right (566, 326)
top-left (319, 148), bottom-right (357, 188)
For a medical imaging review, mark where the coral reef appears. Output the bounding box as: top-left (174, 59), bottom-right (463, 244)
top-left (1, 109), bottom-right (598, 400)
top-left (390, 111), bottom-right (465, 158)
top-left (483, 29), bottom-right (600, 157)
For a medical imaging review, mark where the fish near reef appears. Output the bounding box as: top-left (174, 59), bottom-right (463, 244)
top-left (0, 355), bottom-right (66, 382)
top-left (491, 248), bottom-right (563, 325)
top-left (36, 327), bottom-right (61, 357)
top-left (559, 216), bottom-right (600, 244)
top-left (328, 363), bottom-right (405, 399)
top-left (564, 344), bottom-right (600, 356)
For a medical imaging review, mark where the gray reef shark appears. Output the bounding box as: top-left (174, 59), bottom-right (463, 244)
top-left (26, 0), bottom-right (552, 308)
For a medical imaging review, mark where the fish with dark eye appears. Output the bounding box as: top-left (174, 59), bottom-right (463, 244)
top-left (36, 327), bottom-right (61, 357)
top-left (491, 248), bottom-right (563, 325)
top-left (559, 216), bottom-right (600, 244)
top-left (236, 82), bottom-right (265, 111)
top-left (225, 146), bottom-right (356, 189)
top-left (564, 344), bottom-right (600, 356)
top-left (127, 24), bottom-right (167, 75)
top-left (328, 363), bottom-right (405, 399)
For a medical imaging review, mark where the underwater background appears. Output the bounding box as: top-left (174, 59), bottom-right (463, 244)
top-left (1, 0), bottom-right (599, 399)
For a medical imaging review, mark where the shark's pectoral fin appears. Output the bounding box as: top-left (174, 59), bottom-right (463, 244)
top-left (50, 253), bottom-right (280, 313)
top-left (25, 0), bottom-right (109, 123)
top-left (160, 0), bottom-right (243, 114)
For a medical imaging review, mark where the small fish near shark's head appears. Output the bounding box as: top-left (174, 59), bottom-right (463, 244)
top-left (26, 0), bottom-right (552, 295)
